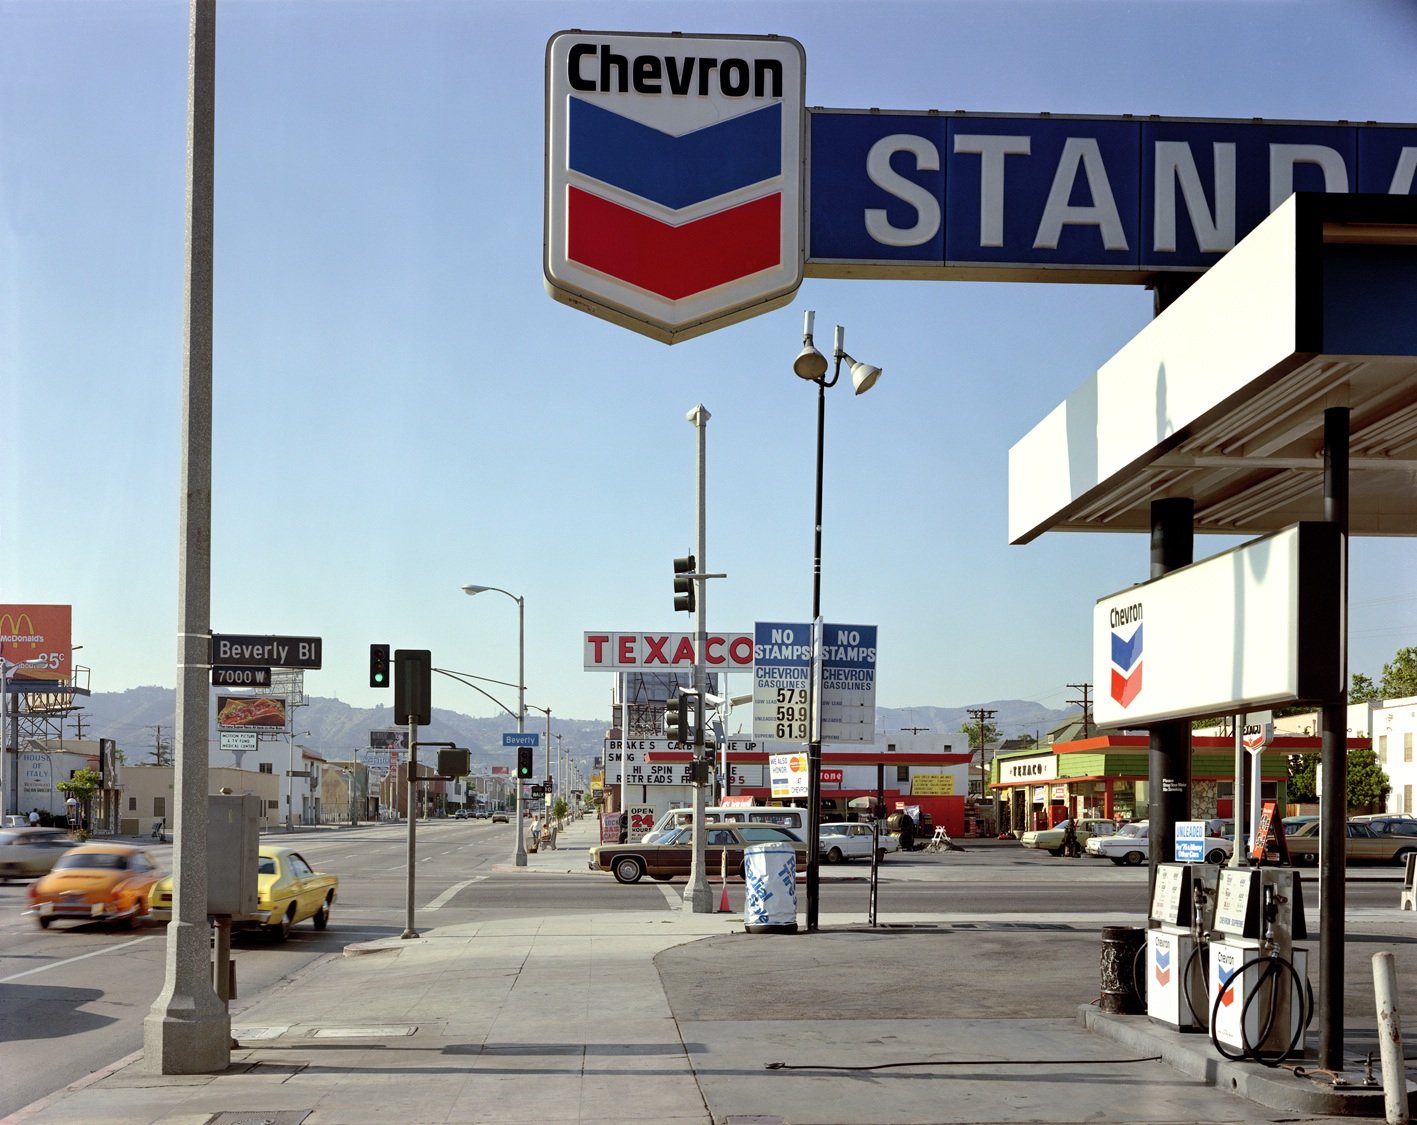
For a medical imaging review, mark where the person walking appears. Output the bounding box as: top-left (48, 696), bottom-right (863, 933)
top-left (529, 815), bottom-right (541, 851)
top-left (29, 808), bottom-right (41, 827)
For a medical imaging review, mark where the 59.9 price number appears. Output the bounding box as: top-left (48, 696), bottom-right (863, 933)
top-left (772, 687), bottom-right (809, 739)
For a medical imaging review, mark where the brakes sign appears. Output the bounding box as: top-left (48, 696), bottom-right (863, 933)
top-left (545, 31), bottom-right (806, 344)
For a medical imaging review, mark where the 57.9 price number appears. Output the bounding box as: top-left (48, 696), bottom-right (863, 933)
top-left (772, 687), bottom-right (809, 739)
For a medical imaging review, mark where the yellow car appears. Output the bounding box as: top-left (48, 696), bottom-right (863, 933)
top-left (26, 843), bottom-right (164, 929)
top-left (148, 844), bottom-right (338, 941)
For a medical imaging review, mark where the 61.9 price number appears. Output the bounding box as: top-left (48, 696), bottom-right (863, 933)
top-left (772, 687), bottom-right (809, 739)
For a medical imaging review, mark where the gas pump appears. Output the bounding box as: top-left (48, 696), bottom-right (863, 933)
top-left (1147, 862), bottom-right (1219, 1030)
top-left (1208, 867), bottom-right (1312, 1064)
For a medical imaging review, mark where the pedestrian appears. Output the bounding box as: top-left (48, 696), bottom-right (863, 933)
top-left (28, 808), bottom-right (40, 827)
top-left (530, 816), bottom-right (541, 849)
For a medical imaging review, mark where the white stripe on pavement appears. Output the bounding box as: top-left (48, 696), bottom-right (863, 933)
top-left (425, 877), bottom-right (484, 910)
top-left (1, 935), bottom-right (157, 983)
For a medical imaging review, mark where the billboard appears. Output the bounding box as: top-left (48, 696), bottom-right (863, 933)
top-left (584, 631), bottom-right (754, 671)
top-left (215, 695), bottom-right (289, 731)
top-left (0, 604), bottom-right (72, 684)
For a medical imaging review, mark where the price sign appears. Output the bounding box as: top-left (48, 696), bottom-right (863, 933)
top-left (752, 621), bottom-right (812, 741)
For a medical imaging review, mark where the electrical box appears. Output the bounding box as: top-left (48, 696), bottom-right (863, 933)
top-left (207, 793), bottom-right (260, 916)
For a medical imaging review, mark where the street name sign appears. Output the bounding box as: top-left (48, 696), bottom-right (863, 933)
top-left (503, 732), bottom-right (540, 747)
top-left (210, 634), bottom-right (322, 669)
top-left (211, 665), bottom-right (271, 687)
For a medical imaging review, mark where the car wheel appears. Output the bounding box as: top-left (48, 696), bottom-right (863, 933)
top-left (1109, 858), bottom-right (1125, 866)
top-left (37, 914), bottom-right (52, 929)
top-left (1206, 849), bottom-right (1226, 864)
top-left (268, 906), bottom-right (294, 942)
top-left (313, 896), bottom-right (332, 931)
top-left (876, 848), bottom-right (888, 863)
top-left (612, 856), bottom-right (644, 884)
top-left (1393, 847), bottom-right (1415, 867)
top-left (1295, 851), bottom-right (1319, 867)
top-left (826, 847), bottom-right (844, 864)
top-left (1123, 850), bottom-right (1145, 866)
top-left (1048, 848), bottom-right (1063, 857)
top-left (651, 874), bottom-right (674, 882)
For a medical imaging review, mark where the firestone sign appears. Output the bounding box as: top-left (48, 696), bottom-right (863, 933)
top-left (544, 31), bottom-right (806, 343)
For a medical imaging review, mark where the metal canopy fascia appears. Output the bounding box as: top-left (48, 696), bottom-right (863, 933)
top-left (1008, 192), bottom-right (1417, 544)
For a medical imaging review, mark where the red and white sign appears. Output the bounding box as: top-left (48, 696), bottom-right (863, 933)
top-left (584, 631), bottom-right (754, 671)
top-left (820, 768), bottom-right (843, 786)
top-left (0, 604), bottom-right (72, 683)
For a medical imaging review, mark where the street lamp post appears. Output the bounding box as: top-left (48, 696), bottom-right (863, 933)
top-left (793, 310), bottom-right (883, 933)
top-left (1, 656), bottom-right (49, 816)
top-left (285, 730), bottom-right (311, 832)
top-left (462, 584), bottom-right (527, 867)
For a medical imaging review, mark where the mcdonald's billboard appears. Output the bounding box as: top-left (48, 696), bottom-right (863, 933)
top-left (0, 604), bottom-right (72, 684)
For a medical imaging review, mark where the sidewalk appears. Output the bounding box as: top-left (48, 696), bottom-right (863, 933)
top-left (7, 816), bottom-right (1412, 1125)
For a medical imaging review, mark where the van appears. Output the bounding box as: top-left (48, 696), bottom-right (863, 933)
top-left (642, 805), bottom-right (807, 843)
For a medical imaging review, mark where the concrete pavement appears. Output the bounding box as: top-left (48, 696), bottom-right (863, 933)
top-left (5, 816), bottom-right (1413, 1125)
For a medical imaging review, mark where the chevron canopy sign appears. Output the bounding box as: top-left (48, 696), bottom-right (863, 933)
top-left (545, 31), bottom-right (806, 344)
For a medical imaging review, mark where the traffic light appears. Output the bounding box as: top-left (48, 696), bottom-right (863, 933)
top-left (393, 649), bottom-right (431, 725)
top-left (673, 555), bottom-right (696, 613)
top-left (665, 689), bottom-right (687, 743)
top-left (516, 746), bottom-right (534, 779)
top-left (369, 643), bottom-right (390, 688)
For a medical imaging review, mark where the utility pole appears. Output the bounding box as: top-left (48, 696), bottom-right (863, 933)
top-left (965, 707), bottom-right (997, 799)
top-left (1066, 683), bottom-right (1093, 737)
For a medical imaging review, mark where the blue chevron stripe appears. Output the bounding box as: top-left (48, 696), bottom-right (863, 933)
top-left (1111, 625), bottom-right (1143, 672)
top-left (568, 98), bottom-right (782, 210)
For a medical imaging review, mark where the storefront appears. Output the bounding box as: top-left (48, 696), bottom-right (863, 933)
top-left (991, 732), bottom-right (1354, 835)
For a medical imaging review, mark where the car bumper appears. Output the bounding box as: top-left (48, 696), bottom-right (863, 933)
top-left (29, 899), bottom-right (140, 922)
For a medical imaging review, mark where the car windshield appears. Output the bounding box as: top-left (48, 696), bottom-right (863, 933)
top-left (258, 856), bottom-right (277, 874)
top-left (54, 851), bottom-right (128, 870)
top-left (1115, 824), bottom-right (1142, 839)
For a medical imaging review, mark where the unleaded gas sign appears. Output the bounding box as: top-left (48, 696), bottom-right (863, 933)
top-left (545, 31), bottom-right (806, 344)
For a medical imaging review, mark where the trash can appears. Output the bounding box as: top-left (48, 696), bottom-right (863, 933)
top-left (743, 842), bottom-right (798, 934)
top-left (1099, 925), bottom-right (1146, 1014)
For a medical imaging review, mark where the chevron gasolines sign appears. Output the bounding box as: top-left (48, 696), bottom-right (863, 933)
top-left (545, 31), bottom-right (806, 344)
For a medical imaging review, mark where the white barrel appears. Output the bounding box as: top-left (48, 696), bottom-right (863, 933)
top-left (743, 842), bottom-right (798, 933)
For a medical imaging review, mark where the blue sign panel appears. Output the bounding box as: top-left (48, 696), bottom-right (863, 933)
top-left (807, 109), bottom-right (1417, 280)
top-left (1174, 820), bottom-right (1206, 863)
top-left (502, 732), bottom-right (539, 747)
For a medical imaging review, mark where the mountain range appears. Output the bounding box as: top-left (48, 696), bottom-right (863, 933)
top-left (59, 687), bottom-right (1074, 773)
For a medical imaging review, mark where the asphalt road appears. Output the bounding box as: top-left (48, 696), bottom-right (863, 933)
top-left (0, 819), bottom-right (1404, 1117)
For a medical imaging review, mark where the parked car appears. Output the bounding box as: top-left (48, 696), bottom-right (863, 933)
top-left (1285, 819), bottom-right (1417, 866)
top-left (26, 843), bottom-right (164, 929)
top-left (1019, 818), bottom-right (1117, 856)
top-left (1082, 820), bottom-right (1232, 865)
top-left (589, 823), bottom-right (807, 885)
top-left (1350, 815), bottom-right (1417, 837)
top-left (148, 845), bottom-right (338, 941)
top-left (819, 822), bottom-right (898, 863)
top-left (0, 826), bottom-right (73, 881)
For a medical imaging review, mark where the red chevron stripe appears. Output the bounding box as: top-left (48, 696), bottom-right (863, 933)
top-left (1110, 664), bottom-right (1143, 708)
top-left (567, 187), bottom-right (781, 300)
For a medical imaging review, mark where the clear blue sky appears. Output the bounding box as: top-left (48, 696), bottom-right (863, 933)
top-left (3, 0), bottom-right (1414, 734)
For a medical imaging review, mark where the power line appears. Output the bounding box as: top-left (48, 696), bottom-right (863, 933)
top-left (1066, 683), bottom-right (1092, 738)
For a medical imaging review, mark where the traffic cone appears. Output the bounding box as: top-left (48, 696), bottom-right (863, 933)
top-left (718, 881), bottom-right (731, 913)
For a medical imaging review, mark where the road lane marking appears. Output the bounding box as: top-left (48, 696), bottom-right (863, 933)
top-left (0, 935), bottom-right (157, 983)
top-left (425, 877), bottom-right (484, 910)
top-left (657, 883), bottom-right (680, 910)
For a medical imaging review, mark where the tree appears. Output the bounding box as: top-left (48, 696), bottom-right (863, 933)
top-left (1286, 749), bottom-right (1389, 809)
top-left (961, 718), bottom-right (1000, 753)
top-left (57, 767), bottom-right (102, 839)
top-left (1350, 645), bottom-right (1417, 704)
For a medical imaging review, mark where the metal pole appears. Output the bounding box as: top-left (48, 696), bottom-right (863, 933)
top-left (402, 717), bottom-right (417, 938)
top-left (1318, 405), bottom-right (1350, 1071)
top-left (144, 0), bottom-right (229, 1073)
top-left (1229, 714), bottom-right (1246, 868)
top-left (514, 595), bottom-right (526, 866)
top-left (806, 352), bottom-right (830, 932)
top-left (684, 404), bottom-right (712, 913)
top-left (285, 729), bottom-right (295, 832)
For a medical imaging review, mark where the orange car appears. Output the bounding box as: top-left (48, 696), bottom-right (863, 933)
top-left (26, 843), bottom-right (164, 929)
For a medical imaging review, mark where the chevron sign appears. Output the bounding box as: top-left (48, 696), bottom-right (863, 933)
top-left (545, 31), bottom-right (806, 343)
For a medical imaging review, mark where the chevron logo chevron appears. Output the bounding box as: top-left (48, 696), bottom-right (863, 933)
top-left (1110, 623), bottom-right (1143, 708)
top-left (546, 31), bottom-right (806, 343)
top-left (1153, 946), bottom-right (1171, 987)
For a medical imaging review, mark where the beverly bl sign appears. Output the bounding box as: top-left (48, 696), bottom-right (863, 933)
top-left (546, 30), bottom-right (1417, 341)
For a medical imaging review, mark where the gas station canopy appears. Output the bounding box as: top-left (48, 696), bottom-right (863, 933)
top-left (1009, 193), bottom-right (1417, 544)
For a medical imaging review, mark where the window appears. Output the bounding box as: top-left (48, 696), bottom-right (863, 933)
top-left (896, 765), bottom-right (910, 783)
top-left (127, 797), bottom-right (137, 811)
top-left (153, 797), bottom-right (166, 818)
top-left (1405, 785), bottom-right (1413, 815)
top-left (259, 762), bottom-right (273, 774)
top-left (1379, 735), bottom-right (1388, 764)
top-left (1406, 733), bottom-right (1413, 764)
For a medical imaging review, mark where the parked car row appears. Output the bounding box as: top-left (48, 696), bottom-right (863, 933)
top-left (1082, 821), bottom-right (1233, 865)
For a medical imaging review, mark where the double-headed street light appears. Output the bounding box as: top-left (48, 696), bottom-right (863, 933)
top-left (462, 583), bottom-right (527, 867)
top-left (794, 310), bottom-right (883, 933)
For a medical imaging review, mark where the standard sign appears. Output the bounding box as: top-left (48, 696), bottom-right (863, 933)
top-left (1174, 820), bottom-right (1207, 863)
top-left (219, 731), bottom-right (257, 752)
top-left (604, 738), bottom-right (759, 785)
top-left (545, 31), bottom-right (806, 343)
top-left (210, 634), bottom-right (322, 669)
